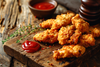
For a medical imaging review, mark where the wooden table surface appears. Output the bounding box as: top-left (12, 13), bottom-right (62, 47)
top-left (0, 0), bottom-right (100, 67)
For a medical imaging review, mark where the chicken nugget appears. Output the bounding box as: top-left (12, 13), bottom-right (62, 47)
top-left (73, 45), bottom-right (86, 57)
top-left (39, 19), bottom-right (55, 28)
top-left (58, 25), bottom-right (75, 45)
top-left (51, 12), bottom-right (75, 30)
top-left (33, 29), bottom-right (58, 43)
top-left (72, 14), bottom-right (89, 33)
top-left (53, 45), bottom-right (85, 60)
top-left (88, 27), bottom-right (100, 37)
top-left (69, 30), bottom-right (82, 44)
top-left (79, 34), bottom-right (95, 47)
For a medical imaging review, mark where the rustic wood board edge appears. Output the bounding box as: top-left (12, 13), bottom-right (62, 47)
top-left (4, 45), bottom-right (42, 67)
top-left (3, 33), bottom-right (100, 67)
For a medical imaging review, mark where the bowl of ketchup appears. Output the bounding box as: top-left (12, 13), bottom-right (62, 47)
top-left (28, 0), bottom-right (57, 18)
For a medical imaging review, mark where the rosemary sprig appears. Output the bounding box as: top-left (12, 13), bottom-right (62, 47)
top-left (2, 24), bottom-right (45, 44)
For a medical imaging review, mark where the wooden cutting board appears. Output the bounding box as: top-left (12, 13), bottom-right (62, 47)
top-left (3, 25), bottom-right (100, 67)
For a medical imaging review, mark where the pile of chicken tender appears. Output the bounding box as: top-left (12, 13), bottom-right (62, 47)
top-left (33, 11), bottom-right (100, 60)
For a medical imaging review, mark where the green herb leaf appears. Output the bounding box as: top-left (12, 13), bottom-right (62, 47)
top-left (2, 23), bottom-right (45, 44)
top-left (16, 40), bottom-right (20, 43)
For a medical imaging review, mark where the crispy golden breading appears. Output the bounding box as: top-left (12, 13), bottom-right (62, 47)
top-left (39, 12), bottom-right (75, 30)
top-left (33, 11), bottom-right (100, 60)
top-left (53, 45), bottom-right (85, 60)
top-left (39, 19), bottom-right (55, 28)
top-left (79, 34), bottom-right (95, 47)
top-left (72, 45), bottom-right (86, 57)
top-left (58, 25), bottom-right (75, 45)
top-left (72, 14), bottom-right (89, 33)
top-left (33, 29), bottom-right (58, 43)
top-left (51, 19), bottom-right (65, 30)
top-left (51, 12), bottom-right (75, 30)
top-left (69, 30), bottom-right (82, 44)
top-left (88, 27), bottom-right (100, 37)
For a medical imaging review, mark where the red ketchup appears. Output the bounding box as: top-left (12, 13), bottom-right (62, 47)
top-left (33, 2), bottom-right (54, 10)
top-left (22, 40), bottom-right (40, 53)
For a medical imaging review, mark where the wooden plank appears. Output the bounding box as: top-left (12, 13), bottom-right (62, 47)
top-left (0, 26), bottom-right (4, 34)
top-left (0, 0), bottom-right (6, 34)
top-left (2, 0), bottom-right (15, 40)
top-left (3, 27), bottom-right (100, 67)
top-left (1, 0), bottom-right (100, 67)
top-left (9, 0), bottom-right (18, 29)
top-left (0, 0), bottom-right (6, 19)
top-left (10, 58), bottom-right (27, 67)
top-left (0, 0), bottom-right (19, 67)
top-left (2, 0), bottom-right (14, 27)
top-left (0, 37), bottom-right (11, 67)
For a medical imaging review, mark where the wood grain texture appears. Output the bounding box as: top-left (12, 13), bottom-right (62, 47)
top-left (3, 27), bottom-right (100, 67)
top-left (1, 0), bottom-right (100, 67)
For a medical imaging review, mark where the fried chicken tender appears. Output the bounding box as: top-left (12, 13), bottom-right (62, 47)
top-left (33, 29), bottom-right (58, 43)
top-left (53, 45), bottom-right (85, 60)
top-left (58, 25), bottom-right (75, 45)
top-left (79, 34), bottom-right (95, 47)
top-left (39, 19), bottom-right (55, 28)
top-left (51, 12), bottom-right (75, 30)
top-left (88, 27), bottom-right (100, 37)
top-left (72, 14), bottom-right (89, 33)
top-left (39, 11), bottom-right (75, 30)
top-left (69, 30), bottom-right (82, 44)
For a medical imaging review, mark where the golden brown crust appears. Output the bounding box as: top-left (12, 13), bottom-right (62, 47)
top-left (58, 25), bottom-right (75, 45)
top-left (33, 11), bottom-right (100, 60)
top-left (73, 45), bottom-right (86, 57)
top-left (39, 11), bottom-right (75, 30)
top-left (39, 19), bottom-right (55, 28)
top-left (51, 12), bottom-right (75, 30)
top-left (79, 34), bottom-right (95, 47)
top-left (53, 45), bottom-right (85, 60)
top-left (72, 14), bottom-right (89, 33)
top-left (88, 27), bottom-right (100, 37)
top-left (33, 29), bottom-right (58, 43)
top-left (69, 30), bottom-right (82, 44)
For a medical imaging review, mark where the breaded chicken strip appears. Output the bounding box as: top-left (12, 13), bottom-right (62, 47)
top-left (51, 12), bottom-right (75, 30)
top-left (39, 11), bottom-right (75, 30)
top-left (58, 25), bottom-right (75, 45)
top-left (88, 27), bottom-right (100, 37)
top-left (39, 19), bottom-right (55, 28)
top-left (79, 34), bottom-right (95, 47)
top-left (53, 45), bottom-right (85, 60)
top-left (72, 14), bottom-right (89, 33)
top-left (33, 29), bottom-right (58, 43)
top-left (69, 30), bottom-right (82, 44)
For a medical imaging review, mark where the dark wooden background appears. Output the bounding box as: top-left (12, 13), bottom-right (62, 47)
top-left (0, 0), bottom-right (100, 67)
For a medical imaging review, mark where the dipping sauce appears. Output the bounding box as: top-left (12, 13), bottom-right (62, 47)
top-left (33, 2), bottom-right (55, 10)
top-left (22, 40), bottom-right (40, 53)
